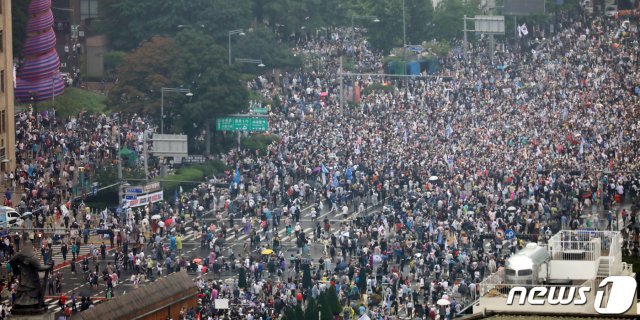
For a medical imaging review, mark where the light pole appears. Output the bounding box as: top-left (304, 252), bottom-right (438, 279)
top-left (234, 58), bottom-right (266, 67)
top-left (231, 59), bottom-right (265, 151)
top-left (351, 15), bottom-right (380, 30)
top-left (160, 87), bottom-right (193, 134)
top-left (228, 29), bottom-right (245, 65)
top-left (402, 0), bottom-right (407, 48)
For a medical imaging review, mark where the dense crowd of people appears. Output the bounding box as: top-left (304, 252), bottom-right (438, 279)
top-left (1, 5), bottom-right (640, 320)
top-left (189, 10), bottom-right (640, 320)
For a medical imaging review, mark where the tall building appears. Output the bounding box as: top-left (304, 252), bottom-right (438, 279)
top-left (0, 0), bottom-right (15, 173)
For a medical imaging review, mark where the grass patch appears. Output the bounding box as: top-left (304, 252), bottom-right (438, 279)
top-left (162, 167), bottom-right (206, 194)
top-left (38, 88), bottom-right (107, 117)
top-left (162, 160), bottom-right (228, 199)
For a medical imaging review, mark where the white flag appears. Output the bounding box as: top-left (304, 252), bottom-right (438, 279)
top-left (521, 24), bottom-right (529, 36)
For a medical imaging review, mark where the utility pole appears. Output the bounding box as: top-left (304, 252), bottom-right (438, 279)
top-left (206, 119), bottom-right (211, 156)
top-left (117, 127), bottom-right (122, 181)
top-left (463, 15), bottom-right (468, 60)
top-left (160, 89), bottom-right (164, 134)
top-left (143, 130), bottom-right (149, 182)
top-left (339, 56), bottom-right (344, 108)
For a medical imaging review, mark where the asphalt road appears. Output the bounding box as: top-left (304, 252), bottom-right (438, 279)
top-left (42, 196), bottom-right (374, 316)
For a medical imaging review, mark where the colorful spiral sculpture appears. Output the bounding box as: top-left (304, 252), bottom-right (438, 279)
top-left (15, 0), bottom-right (65, 103)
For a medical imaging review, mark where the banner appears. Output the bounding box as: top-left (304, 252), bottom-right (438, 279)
top-left (124, 190), bottom-right (164, 208)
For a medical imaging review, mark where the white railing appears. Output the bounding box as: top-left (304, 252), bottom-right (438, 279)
top-left (547, 238), bottom-right (600, 261)
top-left (548, 230), bottom-right (624, 260)
top-left (608, 232), bottom-right (621, 258)
top-left (549, 230), bottom-right (616, 251)
top-left (479, 269), bottom-right (504, 296)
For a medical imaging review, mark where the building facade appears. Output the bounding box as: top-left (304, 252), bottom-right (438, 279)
top-left (0, 0), bottom-right (15, 173)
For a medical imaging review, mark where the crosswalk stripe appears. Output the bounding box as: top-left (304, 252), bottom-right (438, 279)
top-left (281, 227), bottom-right (312, 242)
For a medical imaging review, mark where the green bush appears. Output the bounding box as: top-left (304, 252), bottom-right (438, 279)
top-left (362, 83), bottom-right (395, 95)
top-left (241, 134), bottom-right (279, 156)
top-left (162, 160), bottom-right (228, 199)
top-left (189, 160), bottom-right (228, 178)
top-left (162, 167), bottom-right (206, 196)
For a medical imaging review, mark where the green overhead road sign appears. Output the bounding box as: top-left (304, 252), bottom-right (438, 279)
top-left (252, 107), bottom-right (269, 115)
top-left (216, 117), bottom-right (269, 131)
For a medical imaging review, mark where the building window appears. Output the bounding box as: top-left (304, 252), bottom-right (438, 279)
top-left (0, 31), bottom-right (3, 52)
top-left (0, 70), bottom-right (4, 93)
top-left (81, 0), bottom-right (99, 20)
top-left (1, 111), bottom-right (5, 133)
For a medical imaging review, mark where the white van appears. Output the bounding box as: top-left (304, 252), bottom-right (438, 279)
top-left (0, 206), bottom-right (24, 228)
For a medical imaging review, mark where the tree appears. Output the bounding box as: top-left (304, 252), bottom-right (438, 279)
top-left (326, 286), bottom-right (342, 316)
top-left (109, 29), bottom-right (248, 153)
top-left (172, 29), bottom-right (248, 153)
top-left (103, 51), bottom-right (127, 79)
top-left (108, 36), bottom-right (178, 115)
top-left (357, 267), bottom-right (367, 292)
top-left (302, 263), bottom-right (313, 290)
top-left (99, 0), bottom-right (253, 51)
top-left (432, 0), bottom-right (479, 42)
top-left (238, 267), bottom-right (247, 289)
top-left (316, 291), bottom-right (328, 320)
top-left (304, 297), bottom-right (319, 320)
top-left (284, 304), bottom-right (305, 319)
top-left (12, 0), bottom-right (30, 57)
top-left (232, 26), bottom-right (303, 70)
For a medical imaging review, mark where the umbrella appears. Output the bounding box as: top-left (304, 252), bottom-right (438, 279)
top-left (151, 214), bottom-right (161, 220)
top-left (192, 258), bottom-right (202, 264)
top-left (429, 176), bottom-right (439, 181)
top-left (414, 253), bottom-right (422, 257)
top-left (320, 92), bottom-right (328, 97)
top-left (507, 206), bottom-right (517, 212)
top-left (22, 212), bottom-right (33, 218)
top-left (261, 249), bottom-right (274, 255)
top-left (164, 218), bottom-right (173, 226)
top-left (312, 166), bottom-right (322, 174)
top-left (141, 218), bottom-right (149, 226)
top-left (198, 206), bottom-right (204, 211)
top-left (158, 221), bottom-right (165, 228)
top-left (437, 299), bottom-right (451, 306)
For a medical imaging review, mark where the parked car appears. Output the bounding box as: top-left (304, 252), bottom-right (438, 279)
top-left (605, 5), bottom-right (618, 17)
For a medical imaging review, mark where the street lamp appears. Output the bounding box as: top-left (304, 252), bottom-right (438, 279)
top-left (351, 15), bottom-right (380, 30)
top-left (228, 29), bottom-right (245, 65)
top-left (235, 58), bottom-right (265, 67)
top-left (161, 87), bottom-right (193, 134)
top-left (402, 0), bottom-right (407, 47)
top-left (178, 24), bottom-right (205, 29)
